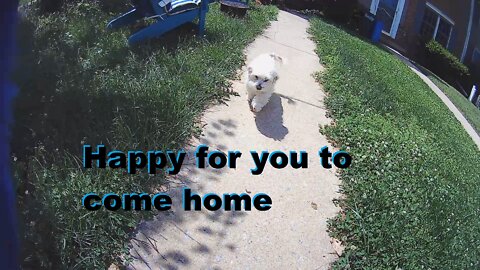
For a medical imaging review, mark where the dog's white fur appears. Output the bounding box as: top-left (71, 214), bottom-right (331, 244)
top-left (246, 53), bottom-right (284, 112)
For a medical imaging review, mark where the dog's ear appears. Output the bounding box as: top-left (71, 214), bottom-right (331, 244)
top-left (271, 71), bottom-right (279, 82)
top-left (270, 53), bottom-right (284, 64)
top-left (247, 66), bottom-right (253, 74)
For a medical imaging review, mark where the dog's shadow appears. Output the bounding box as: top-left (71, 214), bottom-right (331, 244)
top-left (255, 94), bottom-right (289, 141)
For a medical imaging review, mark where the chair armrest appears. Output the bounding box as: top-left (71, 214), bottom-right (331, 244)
top-left (159, 0), bottom-right (173, 7)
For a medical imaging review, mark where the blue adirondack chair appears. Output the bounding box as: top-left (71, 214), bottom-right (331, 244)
top-left (108, 0), bottom-right (210, 45)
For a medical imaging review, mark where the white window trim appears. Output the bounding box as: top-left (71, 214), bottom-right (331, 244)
top-left (369, 0), bottom-right (379, 14)
top-left (426, 2), bottom-right (455, 25)
top-left (447, 26), bottom-right (453, 48)
top-left (461, 0), bottom-right (475, 62)
top-left (369, 0), bottom-right (406, 39)
top-left (424, 2), bottom-right (455, 48)
top-left (471, 47), bottom-right (480, 63)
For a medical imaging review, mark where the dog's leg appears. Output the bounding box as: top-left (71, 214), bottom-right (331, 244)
top-left (251, 94), bottom-right (270, 112)
top-left (247, 90), bottom-right (255, 102)
top-left (251, 99), bottom-right (263, 112)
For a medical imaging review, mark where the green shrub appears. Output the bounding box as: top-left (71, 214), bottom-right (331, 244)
top-left (284, 0), bottom-right (359, 24)
top-left (35, 0), bottom-right (125, 13)
top-left (36, 0), bottom-right (66, 13)
top-left (284, 0), bottom-right (318, 10)
top-left (322, 0), bottom-right (360, 23)
top-left (424, 40), bottom-right (470, 86)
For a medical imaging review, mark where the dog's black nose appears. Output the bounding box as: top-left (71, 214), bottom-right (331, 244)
top-left (256, 85), bottom-right (262, 90)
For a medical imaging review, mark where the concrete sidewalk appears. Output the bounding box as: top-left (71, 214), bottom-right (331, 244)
top-left (386, 47), bottom-right (480, 150)
top-left (409, 68), bottom-right (480, 150)
top-left (128, 11), bottom-right (341, 270)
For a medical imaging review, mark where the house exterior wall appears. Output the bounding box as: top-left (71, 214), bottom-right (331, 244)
top-left (465, 7), bottom-right (480, 67)
top-left (358, 0), bottom-right (371, 10)
top-left (360, 0), bottom-right (475, 62)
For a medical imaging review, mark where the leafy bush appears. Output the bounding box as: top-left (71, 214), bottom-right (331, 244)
top-left (310, 18), bottom-right (480, 269)
top-left (14, 2), bottom-right (277, 268)
top-left (424, 40), bottom-right (470, 87)
top-left (34, 0), bottom-right (126, 13)
top-left (284, 0), bottom-right (359, 24)
top-left (36, 0), bottom-right (65, 13)
top-left (322, 0), bottom-right (360, 24)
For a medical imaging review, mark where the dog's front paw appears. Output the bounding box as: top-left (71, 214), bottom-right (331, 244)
top-left (251, 102), bottom-right (263, 112)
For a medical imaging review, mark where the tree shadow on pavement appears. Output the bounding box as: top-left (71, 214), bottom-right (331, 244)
top-left (127, 119), bottom-right (247, 270)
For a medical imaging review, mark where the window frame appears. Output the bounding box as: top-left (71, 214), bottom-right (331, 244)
top-left (369, 0), bottom-right (406, 39)
top-left (422, 2), bottom-right (455, 48)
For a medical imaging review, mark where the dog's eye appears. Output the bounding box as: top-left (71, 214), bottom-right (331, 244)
top-left (254, 76), bottom-right (258, 80)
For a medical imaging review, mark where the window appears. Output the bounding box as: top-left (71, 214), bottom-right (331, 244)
top-left (420, 4), bottom-right (454, 48)
top-left (420, 8), bottom-right (437, 38)
top-left (436, 17), bottom-right (453, 46)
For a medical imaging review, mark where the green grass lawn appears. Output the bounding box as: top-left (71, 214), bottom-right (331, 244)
top-left (425, 74), bottom-right (480, 136)
top-left (310, 18), bottom-right (480, 269)
top-left (13, 2), bottom-right (277, 268)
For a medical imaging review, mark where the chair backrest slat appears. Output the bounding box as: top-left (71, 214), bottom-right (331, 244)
top-left (149, 0), bottom-right (166, 15)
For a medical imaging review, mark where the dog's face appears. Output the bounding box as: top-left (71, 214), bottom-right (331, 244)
top-left (247, 67), bottom-right (278, 91)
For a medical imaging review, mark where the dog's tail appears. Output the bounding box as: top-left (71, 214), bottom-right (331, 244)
top-left (270, 52), bottom-right (287, 65)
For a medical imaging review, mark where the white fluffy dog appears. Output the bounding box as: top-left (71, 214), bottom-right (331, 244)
top-left (246, 53), bottom-right (285, 112)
